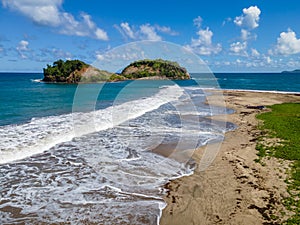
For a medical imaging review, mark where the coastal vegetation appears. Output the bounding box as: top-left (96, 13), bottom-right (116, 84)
top-left (42, 59), bottom-right (190, 83)
top-left (121, 59), bottom-right (190, 80)
top-left (256, 103), bottom-right (300, 224)
top-left (43, 59), bottom-right (113, 83)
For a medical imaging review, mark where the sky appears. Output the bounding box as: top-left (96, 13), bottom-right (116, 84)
top-left (1, 0), bottom-right (300, 72)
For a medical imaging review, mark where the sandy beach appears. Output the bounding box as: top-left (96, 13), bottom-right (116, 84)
top-left (160, 90), bottom-right (300, 225)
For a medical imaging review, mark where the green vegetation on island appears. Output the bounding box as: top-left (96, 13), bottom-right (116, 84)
top-left (121, 59), bottom-right (190, 80)
top-left (42, 59), bottom-right (190, 83)
top-left (256, 103), bottom-right (300, 224)
top-left (43, 59), bottom-right (114, 83)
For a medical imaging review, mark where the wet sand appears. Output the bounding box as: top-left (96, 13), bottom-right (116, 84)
top-left (160, 90), bottom-right (300, 225)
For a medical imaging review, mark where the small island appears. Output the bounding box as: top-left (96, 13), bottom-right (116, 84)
top-left (43, 59), bottom-right (113, 83)
top-left (120, 59), bottom-right (190, 80)
top-left (281, 69), bottom-right (300, 74)
top-left (42, 59), bottom-right (190, 83)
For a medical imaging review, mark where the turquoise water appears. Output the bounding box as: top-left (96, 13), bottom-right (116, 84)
top-left (0, 72), bottom-right (299, 224)
top-left (0, 73), bottom-right (299, 126)
top-left (214, 73), bottom-right (300, 92)
top-left (0, 73), bottom-right (176, 125)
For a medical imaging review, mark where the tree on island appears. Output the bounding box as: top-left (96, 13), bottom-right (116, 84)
top-left (43, 59), bottom-right (89, 83)
top-left (42, 59), bottom-right (190, 83)
top-left (43, 59), bottom-right (113, 83)
top-left (121, 59), bottom-right (190, 80)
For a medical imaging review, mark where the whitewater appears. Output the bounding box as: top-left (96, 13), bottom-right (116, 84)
top-left (0, 79), bottom-right (233, 224)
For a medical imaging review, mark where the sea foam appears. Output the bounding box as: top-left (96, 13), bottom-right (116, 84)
top-left (0, 85), bottom-right (231, 224)
top-left (0, 85), bottom-right (183, 164)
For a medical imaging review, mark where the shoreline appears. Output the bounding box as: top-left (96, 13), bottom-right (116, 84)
top-left (160, 90), bottom-right (300, 225)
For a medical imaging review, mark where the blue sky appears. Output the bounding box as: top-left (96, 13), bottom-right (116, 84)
top-left (1, 0), bottom-right (300, 72)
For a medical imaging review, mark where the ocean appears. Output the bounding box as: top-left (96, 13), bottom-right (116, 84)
top-left (0, 72), bottom-right (299, 224)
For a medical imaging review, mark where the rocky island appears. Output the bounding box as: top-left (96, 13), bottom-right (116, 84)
top-left (42, 59), bottom-right (190, 83)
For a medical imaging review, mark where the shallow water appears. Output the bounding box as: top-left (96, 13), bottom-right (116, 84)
top-left (0, 79), bottom-right (234, 224)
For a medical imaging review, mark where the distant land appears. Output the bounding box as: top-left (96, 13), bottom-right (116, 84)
top-left (42, 59), bottom-right (190, 83)
top-left (281, 69), bottom-right (300, 74)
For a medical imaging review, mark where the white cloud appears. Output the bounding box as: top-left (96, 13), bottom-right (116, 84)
top-left (139, 24), bottom-right (162, 41)
top-left (155, 25), bottom-right (178, 36)
top-left (265, 56), bottom-right (272, 64)
top-left (234, 6), bottom-right (261, 30)
top-left (95, 28), bottom-right (108, 40)
top-left (120, 22), bottom-right (136, 39)
top-left (59, 13), bottom-right (108, 40)
top-left (232, 7), bottom-right (260, 58)
top-left (193, 16), bottom-right (203, 28)
top-left (95, 51), bottom-right (145, 63)
top-left (286, 58), bottom-right (300, 67)
top-left (115, 22), bottom-right (177, 41)
top-left (2, 0), bottom-right (62, 26)
top-left (251, 48), bottom-right (260, 57)
top-left (2, 0), bottom-right (108, 40)
top-left (17, 40), bottom-right (29, 51)
top-left (44, 48), bottom-right (73, 60)
top-left (186, 22), bottom-right (222, 56)
top-left (274, 29), bottom-right (300, 55)
top-left (96, 54), bottom-right (105, 61)
top-left (196, 29), bottom-right (213, 46)
top-left (16, 40), bottom-right (30, 59)
top-left (241, 29), bottom-right (250, 41)
top-left (230, 41), bottom-right (247, 55)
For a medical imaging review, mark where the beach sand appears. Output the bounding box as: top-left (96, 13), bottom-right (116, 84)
top-left (160, 90), bottom-right (300, 225)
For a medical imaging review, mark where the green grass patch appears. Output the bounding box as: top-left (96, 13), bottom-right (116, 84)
top-left (256, 103), bottom-right (300, 224)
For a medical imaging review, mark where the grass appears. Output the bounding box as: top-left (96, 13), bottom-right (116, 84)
top-left (256, 103), bottom-right (300, 224)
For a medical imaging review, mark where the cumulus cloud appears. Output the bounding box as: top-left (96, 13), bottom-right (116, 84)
top-left (120, 22), bottom-right (136, 39)
top-left (265, 56), bottom-right (272, 64)
top-left (16, 40), bottom-right (30, 59)
top-left (230, 41), bottom-right (247, 55)
top-left (36, 47), bottom-right (73, 62)
top-left (251, 48), bottom-right (260, 57)
top-left (185, 18), bottom-right (222, 55)
top-left (154, 25), bottom-right (178, 36)
top-left (231, 6), bottom-right (260, 58)
top-left (17, 40), bottom-right (29, 51)
top-left (140, 24), bottom-right (162, 41)
top-left (241, 29), bottom-right (251, 41)
top-left (2, 0), bottom-right (108, 40)
top-left (59, 12), bottom-right (108, 40)
top-left (2, 0), bottom-right (61, 26)
top-left (274, 29), bottom-right (300, 55)
top-left (51, 48), bottom-right (72, 59)
top-left (234, 6), bottom-right (261, 30)
top-left (115, 22), bottom-right (177, 41)
top-left (94, 51), bottom-right (146, 66)
top-left (286, 58), bottom-right (300, 67)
